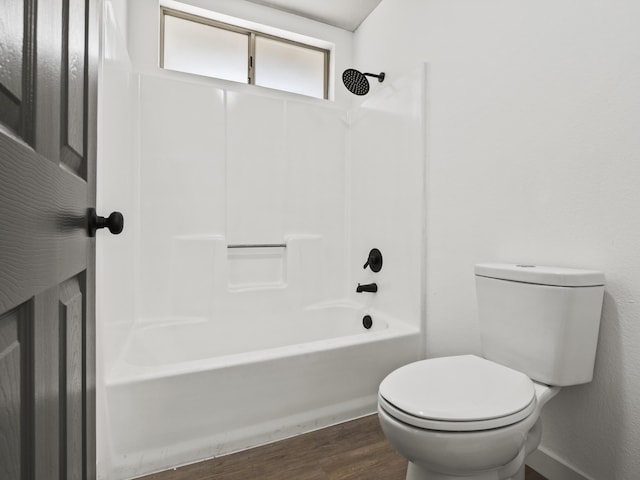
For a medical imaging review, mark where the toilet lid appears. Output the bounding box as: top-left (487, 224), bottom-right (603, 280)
top-left (379, 355), bottom-right (536, 431)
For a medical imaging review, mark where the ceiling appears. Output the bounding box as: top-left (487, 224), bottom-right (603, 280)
top-left (243, 0), bottom-right (383, 31)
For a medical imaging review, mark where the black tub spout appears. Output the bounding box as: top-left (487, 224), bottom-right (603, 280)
top-left (356, 283), bottom-right (378, 293)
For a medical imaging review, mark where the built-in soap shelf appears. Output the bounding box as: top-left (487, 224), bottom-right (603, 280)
top-left (170, 234), bottom-right (323, 296)
top-left (226, 234), bottom-right (322, 293)
top-left (227, 241), bottom-right (287, 291)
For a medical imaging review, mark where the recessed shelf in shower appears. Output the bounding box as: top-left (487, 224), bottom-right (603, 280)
top-left (227, 242), bottom-right (287, 290)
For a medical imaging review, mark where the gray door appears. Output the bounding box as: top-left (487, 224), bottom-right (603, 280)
top-left (1, 0), bottom-right (100, 478)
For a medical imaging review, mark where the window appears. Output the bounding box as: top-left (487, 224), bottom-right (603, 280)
top-left (160, 8), bottom-right (329, 99)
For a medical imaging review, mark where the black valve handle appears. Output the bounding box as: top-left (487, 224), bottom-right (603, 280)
top-left (88, 208), bottom-right (124, 237)
top-left (363, 248), bottom-right (383, 272)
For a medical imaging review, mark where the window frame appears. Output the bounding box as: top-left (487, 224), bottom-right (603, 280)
top-left (160, 7), bottom-right (330, 100)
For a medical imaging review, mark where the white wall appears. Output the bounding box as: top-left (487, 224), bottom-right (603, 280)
top-left (354, 1), bottom-right (640, 479)
top-left (127, 0), bottom-right (355, 105)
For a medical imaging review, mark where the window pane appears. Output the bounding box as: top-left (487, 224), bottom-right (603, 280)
top-left (163, 15), bottom-right (248, 83)
top-left (254, 36), bottom-right (325, 99)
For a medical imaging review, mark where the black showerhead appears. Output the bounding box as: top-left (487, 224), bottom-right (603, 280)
top-left (342, 69), bottom-right (385, 96)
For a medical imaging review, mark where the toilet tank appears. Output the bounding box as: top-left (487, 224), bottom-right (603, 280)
top-left (475, 264), bottom-right (605, 386)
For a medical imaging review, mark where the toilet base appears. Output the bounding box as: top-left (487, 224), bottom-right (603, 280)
top-left (405, 461), bottom-right (525, 480)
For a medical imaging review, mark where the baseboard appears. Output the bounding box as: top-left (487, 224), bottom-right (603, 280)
top-left (527, 447), bottom-right (594, 480)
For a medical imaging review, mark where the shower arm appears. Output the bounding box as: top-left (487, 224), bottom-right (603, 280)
top-left (362, 72), bottom-right (385, 82)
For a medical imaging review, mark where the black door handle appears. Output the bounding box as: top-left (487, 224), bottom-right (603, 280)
top-left (88, 208), bottom-right (124, 237)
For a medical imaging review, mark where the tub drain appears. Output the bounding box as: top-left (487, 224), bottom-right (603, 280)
top-left (362, 315), bottom-right (373, 329)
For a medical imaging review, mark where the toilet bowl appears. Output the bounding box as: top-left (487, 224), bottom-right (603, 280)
top-left (378, 263), bottom-right (605, 480)
top-left (378, 355), bottom-right (560, 480)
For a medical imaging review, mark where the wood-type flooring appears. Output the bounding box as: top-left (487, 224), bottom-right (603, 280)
top-left (138, 415), bottom-right (547, 480)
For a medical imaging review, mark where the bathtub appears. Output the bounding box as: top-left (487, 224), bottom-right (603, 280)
top-left (104, 303), bottom-right (421, 479)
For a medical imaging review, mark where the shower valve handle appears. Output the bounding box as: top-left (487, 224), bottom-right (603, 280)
top-left (363, 248), bottom-right (383, 272)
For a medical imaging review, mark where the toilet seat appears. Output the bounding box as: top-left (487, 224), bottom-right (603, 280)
top-left (378, 355), bottom-right (537, 432)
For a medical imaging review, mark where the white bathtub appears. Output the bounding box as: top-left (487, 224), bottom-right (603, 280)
top-left (104, 304), bottom-right (420, 479)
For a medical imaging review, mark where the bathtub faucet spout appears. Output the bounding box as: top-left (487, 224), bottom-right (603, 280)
top-left (356, 283), bottom-right (378, 293)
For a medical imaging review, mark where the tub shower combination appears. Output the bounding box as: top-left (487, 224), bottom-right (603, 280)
top-left (99, 57), bottom-right (425, 478)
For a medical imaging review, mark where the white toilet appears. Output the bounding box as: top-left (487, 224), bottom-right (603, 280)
top-left (378, 263), bottom-right (605, 480)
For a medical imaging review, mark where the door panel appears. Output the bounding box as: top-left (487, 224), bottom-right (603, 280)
top-left (32, 275), bottom-right (86, 480)
top-left (0, 0), bottom-right (24, 99)
top-left (0, 307), bottom-right (23, 480)
top-left (61, 276), bottom-right (85, 480)
top-left (35, 0), bottom-right (63, 161)
top-left (33, 287), bottom-right (61, 480)
top-left (62, 0), bottom-right (87, 176)
top-left (0, 0), bottom-right (25, 134)
top-left (0, 0), bottom-right (99, 479)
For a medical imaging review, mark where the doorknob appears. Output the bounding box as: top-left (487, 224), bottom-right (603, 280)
top-left (88, 208), bottom-right (124, 237)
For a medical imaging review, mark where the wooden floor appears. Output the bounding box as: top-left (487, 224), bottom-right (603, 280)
top-left (138, 415), bottom-right (547, 480)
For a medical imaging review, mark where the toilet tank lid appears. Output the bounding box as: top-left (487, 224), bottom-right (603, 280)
top-left (475, 263), bottom-right (605, 287)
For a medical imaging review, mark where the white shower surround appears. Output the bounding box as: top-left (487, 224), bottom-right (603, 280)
top-left (98, 71), bottom-right (425, 478)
